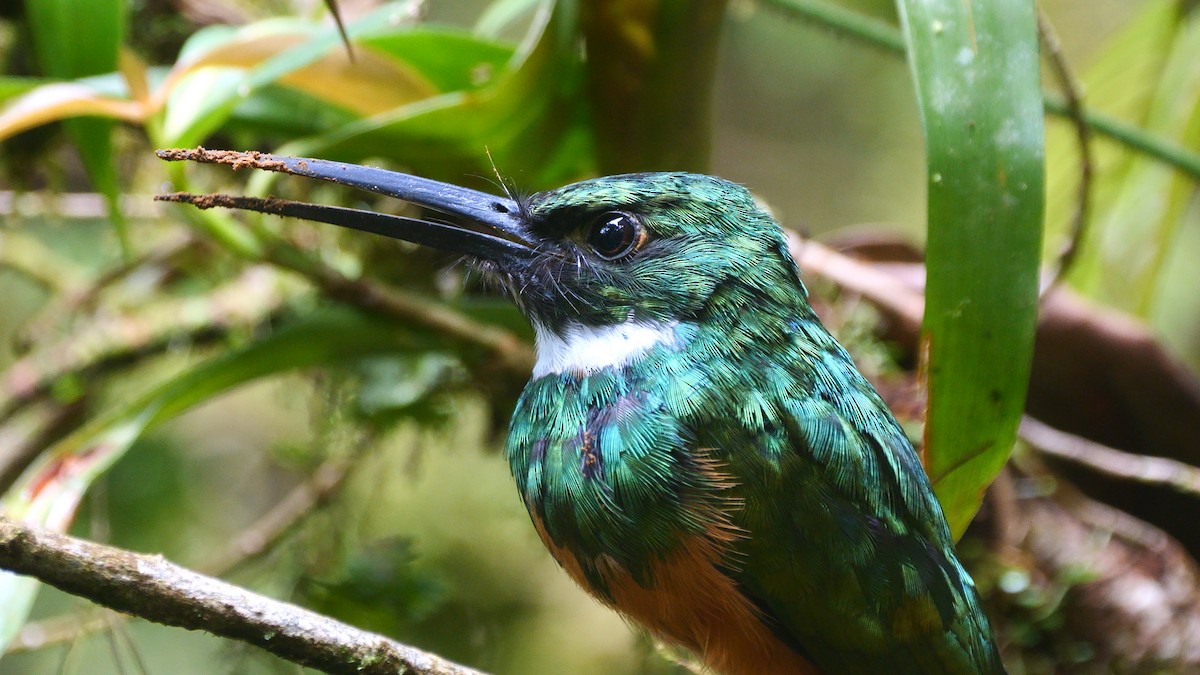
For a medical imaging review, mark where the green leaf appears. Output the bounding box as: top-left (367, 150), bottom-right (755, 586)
top-left (0, 82), bottom-right (143, 142)
top-left (161, 67), bottom-right (255, 148)
top-left (359, 29), bottom-right (514, 92)
top-left (897, 0), bottom-right (1044, 537)
top-left (161, 25), bottom-right (512, 148)
top-left (223, 85), bottom-right (360, 142)
top-left (265, 0), bottom-right (591, 190)
top-left (0, 309), bottom-right (418, 651)
top-left (24, 0), bottom-right (129, 255)
top-left (476, 0), bottom-right (544, 38)
top-left (1064, 4), bottom-right (1200, 315)
top-left (161, 7), bottom-right (435, 147)
top-left (0, 77), bottom-right (46, 103)
top-left (0, 574), bottom-right (39, 653)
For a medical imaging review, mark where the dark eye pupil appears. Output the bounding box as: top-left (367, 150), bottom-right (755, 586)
top-left (589, 212), bottom-right (638, 260)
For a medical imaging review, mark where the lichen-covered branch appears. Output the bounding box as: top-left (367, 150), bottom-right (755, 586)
top-left (8, 442), bottom-right (367, 654)
top-left (0, 517), bottom-right (487, 675)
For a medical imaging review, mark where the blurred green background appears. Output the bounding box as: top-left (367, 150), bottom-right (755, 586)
top-left (1, 0), bottom-right (1197, 673)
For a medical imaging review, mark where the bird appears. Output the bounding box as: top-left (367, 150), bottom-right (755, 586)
top-left (158, 149), bottom-right (1006, 675)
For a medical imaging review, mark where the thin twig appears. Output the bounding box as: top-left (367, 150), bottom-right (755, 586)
top-left (262, 243), bottom-right (534, 375)
top-left (0, 517), bottom-right (487, 675)
top-left (0, 268), bottom-right (296, 495)
top-left (19, 232), bottom-right (204, 347)
top-left (0, 230), bottom-right (90, 293)
top-left (1020, 416), bottom-right (1200, 499)
top-left (1037, 6), bottom-right (1093, 295)
top-left (207, 455), bottom-right (359, 577)
top-left (4, 610), bottom-right (113, 654)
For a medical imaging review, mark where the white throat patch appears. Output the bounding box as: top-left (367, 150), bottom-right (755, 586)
top-left (532, 320), bottom-right (679, 378)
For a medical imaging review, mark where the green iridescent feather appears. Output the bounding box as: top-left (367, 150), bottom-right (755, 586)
top-left (502, 174), bottom-right (1004, 673)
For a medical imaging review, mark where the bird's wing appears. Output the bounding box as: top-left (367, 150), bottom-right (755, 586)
top-left (694, 341), bottom-right (1003, 674)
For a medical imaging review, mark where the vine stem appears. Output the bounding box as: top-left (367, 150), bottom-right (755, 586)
top-left (758, 0), bottom-right (1200, 180)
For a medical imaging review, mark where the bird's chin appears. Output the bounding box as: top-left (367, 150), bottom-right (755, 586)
top-left (466, 258), bottom-right (511, 286)
top-left (465, 258), bottom-right (522, 302)
top-left (468, 257), bottom-right (502, 275)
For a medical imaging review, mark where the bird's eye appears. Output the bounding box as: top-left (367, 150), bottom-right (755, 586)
top-left (586, 211), bottom-right (643, 261)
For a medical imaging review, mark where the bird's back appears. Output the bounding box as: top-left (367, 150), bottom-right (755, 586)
top-left (686, 310), bottom-right (1005, 673)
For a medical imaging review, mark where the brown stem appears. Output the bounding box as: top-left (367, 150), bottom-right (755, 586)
top-left (1021, 415), bottom-right (1200, 499)
top-left (1037, 6), bottom-right (1093, 294)
top-left (263, 243), bottom-right (534, 375)
top-left (0, 517), bottom-right (486, 675)
top-left (206, 455), bottom-right (357, 577)
top-left (8, 440), bottom-right (367, 654)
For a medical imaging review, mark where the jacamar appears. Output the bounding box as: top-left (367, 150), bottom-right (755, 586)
top-left (159, 149), bottom-right (1005, 674)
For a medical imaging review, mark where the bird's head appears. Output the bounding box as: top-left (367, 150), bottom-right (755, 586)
top-left (157, 151), bottom-right (808, 373)
top-left (501, 172), bottom-right (804, 331)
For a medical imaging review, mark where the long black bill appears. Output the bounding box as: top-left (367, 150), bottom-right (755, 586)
top-left (154, 148), bottom-right (535, 264)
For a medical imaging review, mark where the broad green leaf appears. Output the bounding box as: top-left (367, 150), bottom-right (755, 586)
top-left (223, 85), bottom-right (360, 142)
top-left (24, 1), bottom-right (124, 79)
top-left (0, 574), bottom-right (39, 653)
top-left (24, 0), bottom-right (129, 253)
top-left (161, 68), bottom-right (246, 148)
top-left (267, 0), bottom-right (590, 191)
top-left (162, 27), bottom-right (511, 146)
top-left (359, 30), bottom-right (514, 92)
top-left (160, 6), bottom-right (432, 147)
top-left (897, 0), bottom-right (1044, 537)
top-left (166, 26), bottom-right (435, 116)
top-left (0, 309), bottom-right (420, 651)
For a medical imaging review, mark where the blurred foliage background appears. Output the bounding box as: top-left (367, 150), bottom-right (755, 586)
top-left (0, 0), bottom-right (1198, 673)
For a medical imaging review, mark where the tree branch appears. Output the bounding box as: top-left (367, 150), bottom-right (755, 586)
top-left (1020, 415), bottom-right (1200, 500)
top-left (0, 517), bottom-right (486, 675)
top-left (262, 244), bottom-right (535, 375)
